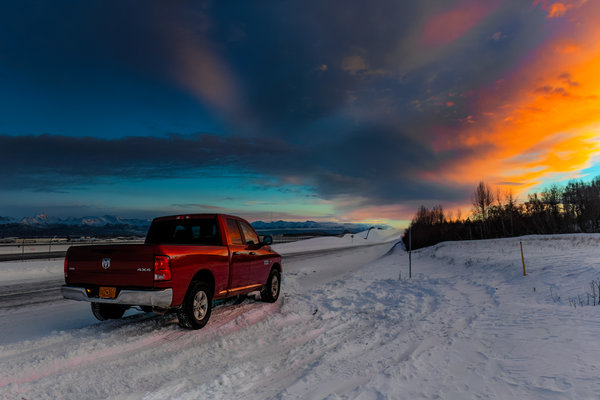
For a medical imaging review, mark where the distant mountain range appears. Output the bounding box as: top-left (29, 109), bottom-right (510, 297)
top-left (0, 214), bottom-right (388, 238)
top-left (17, 214), bottom-right (151, 228)
top-left (0, 214), bottom-right (152, 238)
top-left (251, 220), bottom-right (387, 235)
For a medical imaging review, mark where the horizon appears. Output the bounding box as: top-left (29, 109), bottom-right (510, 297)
top-left (0, 212), bottom-right (391, 227)
top-left (2, 1), bottom-right (600, 228)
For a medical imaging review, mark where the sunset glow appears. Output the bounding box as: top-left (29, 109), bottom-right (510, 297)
top-left (420, 0), bottom-right (600, 210)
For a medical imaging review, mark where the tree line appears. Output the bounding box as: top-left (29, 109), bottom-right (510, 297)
top-left (403, 177), bottom-right (600, 250)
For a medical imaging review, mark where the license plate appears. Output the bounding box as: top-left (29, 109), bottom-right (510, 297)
top-left (99, 286), bottom-right (116, 299)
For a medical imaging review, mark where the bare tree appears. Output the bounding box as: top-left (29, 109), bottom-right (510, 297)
top-left (472, 181), bottom-right (494, 222)
top-left (504, 189), bottom-right (518, 235)
top-left (472, 181), bottom-right (494, 238)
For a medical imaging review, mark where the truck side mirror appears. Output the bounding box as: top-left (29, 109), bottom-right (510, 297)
top-left (261, 235), bottom-right (273, 246)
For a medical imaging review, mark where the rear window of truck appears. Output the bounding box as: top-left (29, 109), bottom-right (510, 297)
top-left (145, 218), bottom-right (221, 245)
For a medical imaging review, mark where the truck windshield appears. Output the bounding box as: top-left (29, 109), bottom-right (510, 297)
top-left (145, 218), bottom-right (221, 245)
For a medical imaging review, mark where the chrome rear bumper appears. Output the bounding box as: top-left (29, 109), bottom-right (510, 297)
top-left (61, 285), bottom-right (173, 307)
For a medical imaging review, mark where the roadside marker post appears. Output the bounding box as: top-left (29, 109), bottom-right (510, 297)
top-left (520, 241), bottom-right (527, 276)
top-left (400, 228), bottom-right (412, 281)
top-left (409, 228), bottom-right (412, 279)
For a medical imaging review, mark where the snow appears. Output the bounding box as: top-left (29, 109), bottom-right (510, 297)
top-left (0, 259), bottom-right (64, 284)
top-left (272, 228), bottom-right (400, 255)
top-left (2, 233), bottom-right (600, 399)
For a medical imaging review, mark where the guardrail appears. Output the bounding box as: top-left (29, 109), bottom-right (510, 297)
top-left (0, 234), bottom-right (337, 261)
top-left (270, 234), bottom-right (325, 244)
top-left (0, 239), bottom-right (144, 261)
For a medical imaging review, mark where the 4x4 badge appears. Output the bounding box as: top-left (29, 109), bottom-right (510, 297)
top-left (102, 258), bottom-right (111, 270)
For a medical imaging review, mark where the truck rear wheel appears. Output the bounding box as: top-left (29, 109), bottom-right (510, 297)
top-left (261, 269), bottom-right (281, 303)
top-left (91, 303), bottom-right (128, 321)
top-left (177, 282), bottom-right (212, 329)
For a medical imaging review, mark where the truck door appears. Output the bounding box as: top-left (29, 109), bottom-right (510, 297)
top-left (226, 218), bottom-right (253, 289)
top-left (238, 220), bottom-right (270, 285)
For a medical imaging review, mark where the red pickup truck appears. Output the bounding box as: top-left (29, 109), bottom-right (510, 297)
top-left (61, 214), bottom-right (282, 329)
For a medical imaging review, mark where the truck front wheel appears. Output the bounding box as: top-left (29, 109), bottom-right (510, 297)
top-left (261, 269), bottom-right (281, 303)
top-left (177, 282), bottom-right (212, 329)
top-left (91, 303), bottom-right (128, 321)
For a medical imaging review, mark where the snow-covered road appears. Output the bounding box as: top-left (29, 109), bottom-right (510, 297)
top-left (2, 234), bottom-right (600, 399)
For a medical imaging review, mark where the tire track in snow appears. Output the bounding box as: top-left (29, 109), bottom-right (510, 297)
top-left (0, 278), bottom-right (64, 310)
top-left (0, 298), bottom-right (282, 388)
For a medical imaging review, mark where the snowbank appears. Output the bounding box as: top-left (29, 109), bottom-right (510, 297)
top-left (0, 259), bottom-right (64, 285)
top-left (272, 227), bottom-right (401, 255)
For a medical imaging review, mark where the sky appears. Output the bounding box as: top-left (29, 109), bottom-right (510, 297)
top-left (1, 0), bottom-right (600, 227)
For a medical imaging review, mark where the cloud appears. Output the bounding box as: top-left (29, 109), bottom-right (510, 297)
top-left (532, 0), bottom-right (588, 18)
top-left (0, 125), bottom-right (474, 215)
top-left (558, 72), bottom-right (579, 87)
top-left (0, 134), bottom-right (291, 186)
top-left (419, 0), bottom-right (501, 47)
top-left (491, 32), bottom-right (505, 41)
top-left (159, 11), bottom-right (241, 116)
top-left (341, 56), bottom-right (368, 75)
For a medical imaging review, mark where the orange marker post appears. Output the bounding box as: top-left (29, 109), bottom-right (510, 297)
top-left (520, 241), bottom-right (526, 276)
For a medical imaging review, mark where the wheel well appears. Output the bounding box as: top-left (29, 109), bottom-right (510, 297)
top-left (190, 269), bottom-right (215, 296)
top-left (271, 263), bottom-right (282, 274)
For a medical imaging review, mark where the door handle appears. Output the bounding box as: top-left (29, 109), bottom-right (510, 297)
top-left (233, 251), bottom-right (241, 256)
top-left (249, 252), bottom-right (256, 256)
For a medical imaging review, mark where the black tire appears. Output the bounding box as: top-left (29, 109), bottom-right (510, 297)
top-left (91, 303), bottom-right (128, 321)
top-left (177, 282), bottom-right (212, 329)
top-left (261, 269), bottom-right (281, 303)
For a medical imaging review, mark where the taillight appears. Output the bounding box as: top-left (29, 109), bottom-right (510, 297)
top-left (64, 253), bottom-right (69, 280)
top-left (154, 255), bottom-right (171, 281)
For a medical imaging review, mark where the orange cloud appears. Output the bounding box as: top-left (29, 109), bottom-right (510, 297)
top-left (533, 0), bottom-right (588, 19)
top-left (426, 1), bottom-right (600, 198)
top-left (420, 0), bottom-right (500, 47)
top-left (548, 3), bottom-right (568, 17)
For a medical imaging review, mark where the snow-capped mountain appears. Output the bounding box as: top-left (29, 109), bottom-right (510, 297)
top-left (251, 220), bottom-right (389, 235)
top-left (20, 214), bottom-right (55, 225)
top-left (0, 214), bottom-right (152, 238)
top-left (15, 214), bottom-right (150, 227)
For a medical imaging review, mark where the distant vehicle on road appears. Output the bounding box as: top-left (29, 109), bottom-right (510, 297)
top-left (62, 214), bottom-right (282, 329)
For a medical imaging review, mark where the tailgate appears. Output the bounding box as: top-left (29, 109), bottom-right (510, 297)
top-left (66, 244), bottom-right (156, 287)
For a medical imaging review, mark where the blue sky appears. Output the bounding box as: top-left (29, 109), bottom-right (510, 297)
top-left (1, 0), bottom-right (599, 227)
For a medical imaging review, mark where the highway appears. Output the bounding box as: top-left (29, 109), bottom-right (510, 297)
top-left (0, 241), bottom-right (400, 310)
